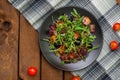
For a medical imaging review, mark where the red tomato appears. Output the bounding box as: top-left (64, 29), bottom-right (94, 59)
top-left (28, 66), bottom-right (37, 76)
top-left (74, 32), bottom-right (80, 39)
top-left (82, 16), bottom-right (91, 25)
top-left (69, 53), bottom-right (75, 59)
top-left (113, 22), bottom-right (120, 31)
top-left (72, 76), bottom-right (81, 80)
top-left (110, 41), bottom-right (119, 50)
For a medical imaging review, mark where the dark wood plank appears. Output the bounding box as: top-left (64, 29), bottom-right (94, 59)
top-left (19, 15), bottom-right (40, 80)
top-left (41, 56), bottom-right (63, 80)
top-left (0, 0), bottom-right (19, 80)
top-left (64, 72), bottom-right (73, 80)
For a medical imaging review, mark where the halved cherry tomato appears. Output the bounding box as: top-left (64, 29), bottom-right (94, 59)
top-left (113, 22), bottom-right (120, 31)
top-left (58, 45), bottom-right (65, 54)
top-left (69, 53), bottom-right (75, 59)
top-left (110, 40), bottom-right (119, 50)
top-left (72, 76), bottom-right (81, 80)
top-left (89, 24), bottom-right (95, 33)
top-left (74, 32), bottom-right (80, 39)
top-left (82, 16), bottom-right (91, 25)
top-left (50, 35), bottom-right (56, 43)
top-left (28, 66), bottom-right (37, 76)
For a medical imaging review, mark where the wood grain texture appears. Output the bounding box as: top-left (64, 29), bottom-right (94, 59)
top-left (116, 0), bottom-right (120, 5)
top-left (19, 15), bottom-right (40, 80)
top-left (0, 0), bottom-right (19, 80)
top-left (64, 72), bottom-right (73, 80)
top-left (41, 56), bottom-right (63, 80)
top-left (0, 1), bottom-right (73, 80)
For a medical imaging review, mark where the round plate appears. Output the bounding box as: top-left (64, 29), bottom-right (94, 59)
top-left (39, 6), bottom-right (103, 71)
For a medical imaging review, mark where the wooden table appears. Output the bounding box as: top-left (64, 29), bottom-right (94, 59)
top-left (0, 0), bottom-right (73, 80)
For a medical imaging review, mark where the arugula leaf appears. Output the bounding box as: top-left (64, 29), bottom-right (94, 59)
top-left (61, 61), bottom-right (65, 65)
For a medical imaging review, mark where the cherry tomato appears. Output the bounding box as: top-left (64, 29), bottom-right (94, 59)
top-left (72, 76), bottom-right (81, 80)
top-left (110, 41), bottom-right (119, 50)
top-left (74, 32), bottom-right (80, 39)
top-left (27, 66), bottom-right (37, 76)
top-left (113, 22), bottom-right (120, 31)
top-left (69, 53), bottom-right (75, 59)
top-left (82, 16), bottom-right (91, 26)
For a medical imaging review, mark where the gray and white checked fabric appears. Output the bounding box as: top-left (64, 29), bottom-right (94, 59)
top-left (8, 0), bottom-right (120, 80)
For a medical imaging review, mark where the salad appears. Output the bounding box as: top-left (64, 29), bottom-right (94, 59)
top-left (44, 9), bottom-right (98, 64)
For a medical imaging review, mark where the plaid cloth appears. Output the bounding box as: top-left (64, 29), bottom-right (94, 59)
top-left (8, 0), bottom-right (120, 80)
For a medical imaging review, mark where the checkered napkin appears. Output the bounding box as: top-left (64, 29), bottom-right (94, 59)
top-left (8, 0), bottom-right (120, 80)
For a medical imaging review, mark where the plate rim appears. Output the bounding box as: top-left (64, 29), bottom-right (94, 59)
top-left (39, 6), bottom-right (103, 71)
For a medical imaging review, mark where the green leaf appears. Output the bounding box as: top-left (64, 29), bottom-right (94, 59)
top-left (88, 46), bottom-right (99, 52)
top-left (74, 27), bottom-right (85, 31)
top-left (73, 8), bottom-right (78, 15)
top-left (61, 61), bottom-right (65, 65)
top-left (58, 15), bottom-right (64, 20)
top-left (42, 38), bottom-right (49, 42)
